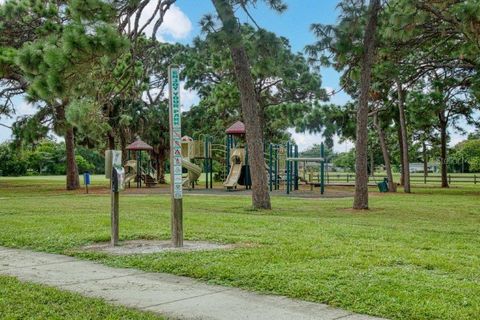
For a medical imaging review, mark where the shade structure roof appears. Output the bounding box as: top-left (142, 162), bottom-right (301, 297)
top-left (225, 121), bottom-right (246, 135)
top-left (126, 138), bottom-right (153, 151)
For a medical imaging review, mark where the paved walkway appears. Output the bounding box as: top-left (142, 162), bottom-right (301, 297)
top-left (0, 247), bottom-right (385, 320)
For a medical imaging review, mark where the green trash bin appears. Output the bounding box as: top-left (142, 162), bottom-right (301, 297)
top-left (377, 178), bottom-right (389, 192)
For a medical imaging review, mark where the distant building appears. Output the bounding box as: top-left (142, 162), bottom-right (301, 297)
top-left (408, 162), bottom-right (439, 173)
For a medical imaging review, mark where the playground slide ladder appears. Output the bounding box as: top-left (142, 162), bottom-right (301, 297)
top-left (142, 170), bottom-right (157, 187)
top-left (123, 160), bottom-right (158, 187)
top-left (142, 162), bottom-right (158, 187)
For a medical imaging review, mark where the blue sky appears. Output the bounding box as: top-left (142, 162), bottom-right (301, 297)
top-left (172, 0), bottom-right (354, 151)
top-left (174, 0), bottom-right (348, 103)
top-left (0, 0), bottom-right (474, 151)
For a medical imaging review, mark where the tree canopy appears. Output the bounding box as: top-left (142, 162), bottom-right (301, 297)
top-left (0, 0), bottom-right (479, 207)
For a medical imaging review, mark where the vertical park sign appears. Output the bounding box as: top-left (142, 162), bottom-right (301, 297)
top-left (168, 66), bottom-right (183, 247)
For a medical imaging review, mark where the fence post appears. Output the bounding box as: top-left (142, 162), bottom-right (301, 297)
top-left (448, 174), bottom-right (451, 184)
top-left (269, 143), bottom-right (273, 192)
top-left (474, 175), bottom-right (477, 185)
top-left (286, 141), bottom-right (290, 195)
top-left (320, 143), bottom-right (325, 194)
top-left (347, 174), bottom-right (349, 183)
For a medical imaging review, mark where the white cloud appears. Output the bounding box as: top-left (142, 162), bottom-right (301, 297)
top-left (142, 87), bottom-right (162, 103)
top-left (324, 86), bottom-right (335, 96)
top-left (15, 101), bottom-right (36, 116)
top-left (159, 4), bottom-right (192, 39)
top-left (134, 3), bottom-right (192, 41)
top-left (142, 81), bottom-right (199, 111)
top-left (449, 133), bottom-right (464, 147)
top-left (288, 129), bottom-right (354, 153)
top-left (449, 128), bottom-right (473, 147)
top-left (0, 98), bottom-right (37, 141)
top-left (180, 82), bottom-right (199, 111)
top-left (0, 126), bottom-right (12, 141)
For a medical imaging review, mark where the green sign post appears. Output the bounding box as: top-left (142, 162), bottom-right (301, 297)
top-left (168, 66), bottom-right (183, 247)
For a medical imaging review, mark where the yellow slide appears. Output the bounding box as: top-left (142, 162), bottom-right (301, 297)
top-left (224, 148), bottom-right (245, 189)
top-left (124, 160), bottom-right (137, 185)
top-left (182, 158), bottom-right (202, 188)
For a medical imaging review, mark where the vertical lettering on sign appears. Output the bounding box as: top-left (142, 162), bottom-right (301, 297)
top-left (169, 67), bottom-right (182, 199)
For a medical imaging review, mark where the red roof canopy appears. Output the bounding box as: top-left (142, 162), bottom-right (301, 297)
top-left (225, 121), bottom-right (245, 135)
top-left (126, 138), bottom-right (153, 151)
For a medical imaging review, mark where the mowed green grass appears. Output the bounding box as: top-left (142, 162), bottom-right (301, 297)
top-left (0, 276), bottom-right (164, 319)
top-left (0, 176), bottom-right (479, 320)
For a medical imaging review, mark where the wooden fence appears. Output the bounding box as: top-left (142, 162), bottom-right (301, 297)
top-left (318, 173), bottom-right (479, 185)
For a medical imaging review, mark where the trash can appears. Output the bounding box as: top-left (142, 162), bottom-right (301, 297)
top-left (83, 172), bottom-right (91, 186)
top-left (377, 178), bottom-right (389, 192)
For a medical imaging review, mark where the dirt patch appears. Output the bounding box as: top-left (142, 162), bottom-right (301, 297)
top-left (80, 239), bottom-right (234, 255)
top-left (80, 183), bottom-right (354, 199)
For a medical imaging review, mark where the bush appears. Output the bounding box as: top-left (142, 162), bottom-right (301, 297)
top-left (451, 139), bottom-right (480, 173)
top-left (332, 150), bottom-right (355, 172)
top-left (0, 143), bottom-right (28, 176)
top-left (76, 146), bottom-right (104, 174)
top-left (27, 140), bottom-right (66, 175)
top-left (469, 157), bottom-right (480, 173)
top-left (75, 155), bottom-right (95, 174)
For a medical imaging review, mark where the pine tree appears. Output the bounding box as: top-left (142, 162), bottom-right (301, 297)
top-left (210, 0), bottom-right (289, 210)
top-left (1, 0), bottom-right (129, 189)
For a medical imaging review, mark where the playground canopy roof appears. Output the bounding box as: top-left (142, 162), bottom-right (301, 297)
top-left (126, 138), bottom-right (153, 151)
top-left (225, 121), bottom-right (245, 135)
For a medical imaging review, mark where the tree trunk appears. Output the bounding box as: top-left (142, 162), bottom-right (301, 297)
top-left (370, 148), bottom-right (375, 177)
top-left (55, 103), bottom-right (80, 190)
top-left (439, 117), bottom-right (449, 188)
top-left (156, 147), bottom-right (167, 184)
top-left (374, 114), bottom-right (396, 192)
top-left (107, 104), bottom-right (116, 150)
top-left (422, 141), bottom-right (428, 178)
top-left (65, 126), bottom-right (80, 190)
top-left (107, 132), bottom-right (115, 150)
top-left (397, 81), bottom-right (411, 193)
top-left (353, 0), bottom-right (381, 210)
top-left (119, 129), bottom-right (127, 164)
top-left (397, 125), bottom-right (405, 186)
top-left (212, 0), bottom-right (271, 209)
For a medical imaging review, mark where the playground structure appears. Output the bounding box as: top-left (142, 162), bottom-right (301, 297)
top-left (267, 142), bottom-right (326, 195)
top-left (124, 139), bottom-right (157, 188)
top-left (224, 121), bottom-right (252, 190)
top-left (123, 137), bottom-right (209, 189)
top-left (121, 123), bottom-right (326, 194)
top-left (222, 121), bottom-right (326, 194)
top-left (180, 136), bottom-right (210, 189)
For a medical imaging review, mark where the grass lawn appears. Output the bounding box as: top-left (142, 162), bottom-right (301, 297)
top-left (0, 176), bottom-right (479, 320)
top-left (0, 275), bottom-right (164, 319)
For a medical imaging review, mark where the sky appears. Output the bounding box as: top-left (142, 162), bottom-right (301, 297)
top-left (0, 0), bottom-right (475, 152)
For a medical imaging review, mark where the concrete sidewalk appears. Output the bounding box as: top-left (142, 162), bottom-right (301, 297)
top-left (0, 247), bottom-right (386, 320)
